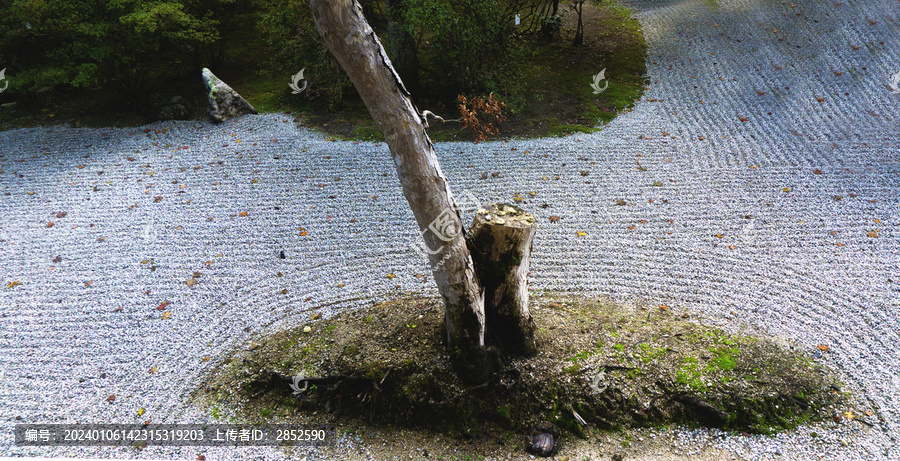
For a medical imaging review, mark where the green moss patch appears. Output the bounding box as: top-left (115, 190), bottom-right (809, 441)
top-left (194, 294), bottom-right (848, 441)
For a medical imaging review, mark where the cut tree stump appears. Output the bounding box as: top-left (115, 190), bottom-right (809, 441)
top-left (467, 203), bottom-right (538, 356)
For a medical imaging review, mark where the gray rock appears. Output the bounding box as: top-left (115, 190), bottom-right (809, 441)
top-left (157, 96), bottom-right (190, 121)
top-left (201, 68), bottom-right (257, 123)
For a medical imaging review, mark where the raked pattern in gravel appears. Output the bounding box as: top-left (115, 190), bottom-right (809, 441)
top-left (1, 0), bottom-right (899, 459)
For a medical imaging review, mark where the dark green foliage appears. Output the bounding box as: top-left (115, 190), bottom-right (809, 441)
top-left (254, 0), bottom-right (354, 110)
top-left (0, 0), bottom-right (242, 103)
top-left (403, 0), bottom-right (519, 95)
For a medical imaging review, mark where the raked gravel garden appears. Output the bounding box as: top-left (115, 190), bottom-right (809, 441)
top-left (1, 0), bottom-right (899, 459)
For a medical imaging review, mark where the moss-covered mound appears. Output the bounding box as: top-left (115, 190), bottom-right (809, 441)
top-left (196, 294), bottom-right (847, 437)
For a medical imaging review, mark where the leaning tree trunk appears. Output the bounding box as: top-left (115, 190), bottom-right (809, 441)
top-left (309, 0), bottom-right (539, 383)
top-left (309, 0), bottom-right (486, 376)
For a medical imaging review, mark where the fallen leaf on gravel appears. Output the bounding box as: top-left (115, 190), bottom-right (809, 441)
top-left (615, 199), bottom-right (627, 206)
top-left (157, 301), bottom-right (170, 310)
top-left (46, 222), bottom-right (54, 228)
top-left (813, 169), bottom-right (823, 174)
top-left (836, 243), bottom-right (846, 247)
top-left (107, 395), bottom-right (115, 402)
top-left (161, 311), bottom-right (171, 319)
top-left (867, 230), bottom-right (879, 238)
top-left (281, 289), bottom-right (289, 295)
top-left (549, 216), bottom-right (560, 223)
top-left (202, 356), bottom-right (210, 362)
top-left (715, 233), bottom-right (725, 239)
top-left (818, 345), bottom-right (829, 351)
top-left (387, 273), bottom-right (396, 279)
top-left (739, 116), bottom-right (748, 122)
top-left (56, 211), bottom-right (67, 218)
top-left (728, 245), bottom-right (736, 250)
top-left (239, 211), bottom-right (248, 217)
top-left (576, 231), bottom-right (587, 237)
top-left (52, 256), bottom-right (62, 263)
top-left (874, 218), bottom-right (881, 224)
top-left (148, 366), bottom-right (158, 374)
top-left (185, 278), bottom-right (198, 287)
top-left (659, 304), bottom-right (668, 311)
top-left (153, 196), bottom-right (163, 203)
top-left (782, 187), bottom-right (791, 192)
top-left (138, 408), bottom-right (145, 416)
top-left (816, 97), bottom-right (826, 102)
top-left (6, 281), bottom-right (21, 289)
top-left (84, 281), bottom-right (93, 287)
top-left (113, 306), bottom-right (123, 312)
top-left (833, 195), bottom-right (843, 201)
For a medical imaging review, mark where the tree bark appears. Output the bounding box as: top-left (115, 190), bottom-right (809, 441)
top-left (309, 0), bottom-right (486, 375)
top-left (467, 204), bottom-right (538, 356)
top-left (572, 0), bottom-right (585, 46)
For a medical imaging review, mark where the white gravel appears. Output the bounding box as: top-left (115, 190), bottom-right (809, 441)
top-left (1, 0), bottom-right (899, 459)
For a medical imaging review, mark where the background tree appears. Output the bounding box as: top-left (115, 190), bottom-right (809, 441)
top-left (384, 0), bottom-right (420, 96)
top-left (0, 0), bottom-right (237, 103)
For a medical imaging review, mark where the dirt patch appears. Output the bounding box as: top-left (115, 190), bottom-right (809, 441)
top-left (193, 293), bottom-right (851, 458)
